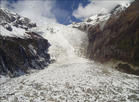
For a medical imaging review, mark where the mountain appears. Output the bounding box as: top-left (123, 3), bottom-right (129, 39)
top-left (0, 0), bottom-right (138, 77)
top-left (0, 1), bottom-right (139, 102)
top-left (0, 8), bottom-right (50, 77)
top-left (72, 0), bottom-right (139, 75)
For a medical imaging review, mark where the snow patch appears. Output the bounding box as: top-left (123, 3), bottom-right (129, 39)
top-left (0, 25), bottom-right (30, 38)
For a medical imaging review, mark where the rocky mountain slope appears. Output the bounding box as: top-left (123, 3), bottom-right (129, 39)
top-left (0, 8), bottom-right (50, 77)
top-left (72, 0), bottom-right (139, 75)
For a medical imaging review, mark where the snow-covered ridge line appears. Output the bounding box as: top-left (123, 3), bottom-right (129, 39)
top-left (0, 8), bottom-right (36, 38)
top-left (71, 0), bottom-right (134, 29)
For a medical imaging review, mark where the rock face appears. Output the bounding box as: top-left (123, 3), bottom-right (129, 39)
top-left (115, 63), bottom-right (139, 75)
top-left (88, 1), bottom-right (139, 65)
top-left (75, 1), bottom-right (139, 74)
top-left (0, 9), bottom-right (50, 77)
top-left (0, 34), bottom-right (50, 77)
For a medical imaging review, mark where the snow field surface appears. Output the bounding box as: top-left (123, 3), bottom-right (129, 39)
top-left (0, 23), bottom-right (139, 102)
top-left (0, 58), bottom-right (139, 102)
top-left (0, 25), bottom-right (30, 38)
top-left (0, 1), bottom-right (139, 101)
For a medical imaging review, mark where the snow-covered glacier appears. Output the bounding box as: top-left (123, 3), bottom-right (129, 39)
top-left (0, 18), bottom-right (139, 102)
top-left (0, 1), bottom-right (139, 102)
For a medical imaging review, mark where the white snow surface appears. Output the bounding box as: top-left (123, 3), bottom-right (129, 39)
top-left (0, 8), bottom-right (35, 38)
top-left (71, 14), bottom-right (111, 30)
top-left (0, 25), bottom-right (30, 38)
top-left (0, 22), bottom-right (139, 102)
top-left (30, 23), bottom-right (88, 62)
top-left (0, 2), bottom-right (138, 101)
top-left (0, 58), bottom-right (139, 102)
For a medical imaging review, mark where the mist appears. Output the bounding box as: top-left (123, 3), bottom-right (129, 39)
top-left (73, 0), bottom-right (134, 20)
top-left (0, 0), bottom-right (57, 24)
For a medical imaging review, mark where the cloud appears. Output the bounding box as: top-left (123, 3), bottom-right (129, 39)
top-left (73, 0), bottom-right (134, 20)
top-left (0, 0), bottom-right (57, 24)
top-left (52, 7), bottom-right (70, 20)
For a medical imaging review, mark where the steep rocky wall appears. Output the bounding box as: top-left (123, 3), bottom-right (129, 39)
top-left (0, 8), bottom-right (50, 77)
top-left (0, 32), bottom-right (50, 77)
top-left (84, 1), bottom-right (139, 67)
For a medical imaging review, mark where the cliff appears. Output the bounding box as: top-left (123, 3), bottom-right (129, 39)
top-left (0, 9), bottom-right (50, 77)
top-left (76, 1), bottom-right (139, 75)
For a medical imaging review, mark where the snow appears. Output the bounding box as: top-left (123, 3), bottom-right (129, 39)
top-left (0, 1), bottom-right (138, 102)
top-left (73, 0), bottom-right (134, 20)
top-left (72, 0), bottom-right (134, 29)
top-left (87, 14), bottom-right (111, 25)
top-left (0, 22), bottom-right (139, 102)
top-left (0, 25), bottom-right (30, 38)
top-left (0, 8), bottom-right (36, 38)
top-left (28, 44), bottom-right (37, 55)
top-left (71, 14), bottom-right (111, 31)
top-left (0, 8), bottom-right (18, 21)
top-left (30, 23), bottom-right (88, 62)
top-left (0, 58), bottom-right (139, 102)
top-left (118, 0), bottom-right (134, 8)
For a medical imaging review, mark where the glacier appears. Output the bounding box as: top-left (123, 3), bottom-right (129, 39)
top-left (0, 21), bottom-right (139, 102)
top-left (0, 1), bottom-right (139, 102)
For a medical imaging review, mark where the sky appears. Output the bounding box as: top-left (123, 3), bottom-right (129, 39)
top-left (0, 0), bottom-right (134, 25)
top-left (52, 0), bottom-right (90, 24)
top-left (0, 0), bottom-right (91, 25)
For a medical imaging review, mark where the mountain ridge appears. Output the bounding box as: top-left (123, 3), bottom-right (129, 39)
top-left (72, 0), bottom-right (139, 75)
top-left (0, 8), bottom-right (50, 77)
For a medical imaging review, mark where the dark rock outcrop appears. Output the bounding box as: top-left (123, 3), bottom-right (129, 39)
top-left (0, 33), bottom-right (50, 77)
top-left (0, 8), bottom-right (50, 77)
top-left (115, 63), bottom-right (139, 75)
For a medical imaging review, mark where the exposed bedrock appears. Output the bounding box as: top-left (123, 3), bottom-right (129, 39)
top-left (78, 1), bottom-right (139, 75)
top-left (0, 33), bottom-right (50, 77)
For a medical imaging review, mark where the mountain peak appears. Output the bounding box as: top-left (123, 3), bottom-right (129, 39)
top-left (0, 8), bottom-right (36, 38)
